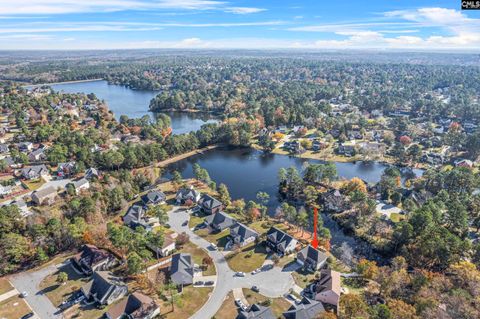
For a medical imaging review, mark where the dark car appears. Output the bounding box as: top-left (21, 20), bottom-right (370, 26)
top-left (21, 313), bottom-right (34, 319)
top-left (251, 285), bottom-right (259, 292)
top-left (182, 220), bottom-right (188, 226)
top-left (194, 281), bottom-right (204, 286)
top-left (204, 281), bottom-right (214, 286)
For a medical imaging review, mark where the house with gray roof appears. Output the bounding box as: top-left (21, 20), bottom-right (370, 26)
top-left (71, 244), bottom-right (117, 276)
top-left (205, 211), bottom-right (236, 232)
top-left (283, 298), bottom-right (325, 319)
top-left (57, 161), bottom-right (76, 178)
top-left (72, 177), bottom-right (90, 194)
top-left (81, 271), bottom-right (128, 306)
top-left (238, 304), bottom-right (275, 319)
top-left (266, 227), bottom-right (298, 256)
top-left (28, 148), bottom-right (46, 162)
top-left (105, 292), bottom-right (160, 319)
top-left (142, 190), bottom-right (166, 206)
top-left (31, 186), bottom-right (57, 205)
top-left (228, 222), bottom-right (258, 248)
top-left (169, 253), bottom-right (194, 288)
top-left (176, 187), bottom-right (201, 204)
top-left (123, 204), bottom-right (157, 231)
top-left (85, 167), bottom-right (100, 180)
top-left (21, 164), bottom-right (50, 180)
top-left (297, 245), bottom-right (328, 271)
top-left (198, 194), bottom-right (223, 215)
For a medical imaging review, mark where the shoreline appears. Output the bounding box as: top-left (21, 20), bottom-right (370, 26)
top-left (22, 78), bottom-right (104, 87)
top-left (155, 144), bottom-right (223, 168)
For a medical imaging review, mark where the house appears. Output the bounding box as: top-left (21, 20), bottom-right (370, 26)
top-left (142, 190), bottom-right (166, 206)
top-left (105, 292), bottom-right (160, 319)
top-left (176, 187), bottom-right (201, 204)
top-left (455, 159), bottom-right (474, 168)
top-left (198, 194), bottom-right (224, 215)
top-left (238, 304), bottom-right (275, 319)
top-left (148, 232), bottom-right (177, 258)
top-left (71, 244), bottom-right (117, 276)
top-left (266, 227), bottom-right (298, 256)
top-left (308, 269), bottom-right (341, 309)
top-left (31, 186), bottom-right (57, 205)
top-left (337, 143), bottom-right (355, 157)
top-left (123, 204), bottom-right (157, 231)
top-left (205, 211), bottom-right (236, 232)
top-left (10, 199), bottom-right (31, 217)
top-left (0, 144), bottom-right (9, 154)
top-left (81, 271), bottom-right (128, 305)
top-left (85, 167), bottom-right (100, 180)
top-left (406, 190), bottom-right (433, 207)
top-left (312, 140), bottom-right (327, 151)
top-left (347, 130), bottom-right (363, 140)
top-left (283, 298), bottom-right (325, 319)
top-left (72, 178), bottom-right (90, 194)
top-left (321, 190), bottom-right (347, 213)
top-left (21, 164), bottom-right (50, 180)
top-left (18, 142), bottom-right (33, 152)
top-left (169, 253), bottom-right (194, 287)
top-left (297, 245), bottom-right (328, 271)
top-left (228, 222), bottom-right (258, 248)
top-left (122, 135), bottom-right (141, 144)
top-left (422, 152), bottom-right (444, 165)
top-left (28, 148), bottom-right (46, 162)
top-left (57, 161), bottom-right (76, 178)
top-left (0, 184), bottom-right (12, 197)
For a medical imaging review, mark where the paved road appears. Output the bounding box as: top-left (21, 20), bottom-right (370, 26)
top-left (168, 207), bottom-right (297, 319)
top-left (9, 261), bottom-right (68, 319)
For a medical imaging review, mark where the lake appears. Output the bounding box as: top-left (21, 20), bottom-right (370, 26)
top-left (50, 80), bottom-right (217, 134)
top-left (164, 147), bottom-right (422, 210)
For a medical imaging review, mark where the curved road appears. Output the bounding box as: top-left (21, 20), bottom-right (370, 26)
top-left (168, 207), bottom-right (297, 319)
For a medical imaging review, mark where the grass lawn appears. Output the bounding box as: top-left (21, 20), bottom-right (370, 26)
top-left (161, 286), bottom-right (213, 319)
top-left (195, 228), bottom-right (230, 249)
top-left (389, 212), bottom-right (405, 223)
top-left (0, 296), bottom-right (31, 319)
top-left (0, 278), bottom-right (13, 295)
top-left (62, 302), bottom-right (113, 319)
top-left (291, 268), bottom-right (318, 289)
top-left (226, 243), bottom-right (268, 272)
top-left (38, 263), bottom-right (89, 307)
top-left (23, 178), bottom-right (45, 191)
top-left (242, 288), bottom-right (291, 317)
top-left (213, 292), bottom-right (239, 319)
top-left (189, 211), bottom-right (207, 229)
top-left (180, 242), bottom-right (216, 276)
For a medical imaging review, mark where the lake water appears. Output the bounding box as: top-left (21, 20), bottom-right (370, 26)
top-left (164, 147), bottom-right (422, 210)
top-left (50, 80), bottom-right (217, 134)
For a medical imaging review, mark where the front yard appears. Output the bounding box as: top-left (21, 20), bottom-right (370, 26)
top-left (214, 292), bottom-right (239, 318)
top-left (242, 288), bottom-right (292, 317)
top-left (38, 263), bottom-right (89, 307)
top-left (226, 243), bottom-right (268, 272)
top-left (180, 241), bottom-right (216, 276)
top-left (0, 278), bottom-right (13, 295)
top-left (161, 286), bottom-right (213, 319)
top-left (0, 296), bottom-right (31, 319)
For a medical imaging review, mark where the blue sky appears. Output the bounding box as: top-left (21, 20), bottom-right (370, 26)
top-left (0, 0), bottom-right (479, 50)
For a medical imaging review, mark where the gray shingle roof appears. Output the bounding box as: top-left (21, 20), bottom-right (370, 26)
top-left (283, 298), bottom-right (325, 319)
top-left (205, 211), bottom-right (236, 230)
top-left (238, 304), bottom-right (275, 319)
top-left (170, 253), bottom-right (194, 285)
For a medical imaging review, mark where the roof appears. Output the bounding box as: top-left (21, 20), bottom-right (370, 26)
top-left (266, 227), bottom-right (296, 250)
top-left (297, 245), bottom-right (328, 265)
top-left (199, 194), bottom-right (223, 209)
top-left (283, 298), bottom-right (325, 319)
top-left (32, 186), bottom-right (57, 199)
top-left (82, 271), bottom-right (125, 302)
top-left (177, 187), bottom-right (200, 200)
top-left (205, 211), bottom-right (236, 229)
top-left (123, 204), bottom-right (146, 226)
top-left (238, 304), bottom-right (275, 319)
top-left (229, 222), bottom-right (258, 241)
top-left (73, 245), bottom-right (113, 269)
top-left (142, 190), bottom-right (166, 205)
top-left (314, 269), bottom-right (341, 296)
top-left (170, 253), bottom-right (194, 285)
top-left (106, 292), bottom-right (158, 319)
top-left (73, 178), bottom-right (89, 189)
top-left (21, 164), bottom-right (48, 176)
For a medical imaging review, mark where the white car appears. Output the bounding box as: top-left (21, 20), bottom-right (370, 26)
top-left (20, 291), bottom-right (28, 298)
top-left (235, 272), bottom-right (246, 277)
top-left (210, 243), bottom-right (218, 250)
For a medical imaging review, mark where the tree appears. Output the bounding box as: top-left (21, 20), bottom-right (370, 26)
top-left (343, 177), bottom-right (368, 195)
top-left (218, 183), bottom-right (231, 206)
top-left (57, 272), bottom-right (68, 284)
top-left (304, 185), bottom-right (318, 207)
top-left (356, 258), bottom-right (379, 281)
top-left (387, 299), bottom-right (419, 319)
top-left (127, 252), bottom-right (144, 274)
top-left (339, 294), bottom-right (369, 319)
top-left (171, 170), bottom-right (183, 189)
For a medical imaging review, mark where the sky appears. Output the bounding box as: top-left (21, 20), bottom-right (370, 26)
top-left (0, 0), bottom-right (479, 50)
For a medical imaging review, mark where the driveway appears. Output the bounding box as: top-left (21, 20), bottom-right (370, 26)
top-left (168, 207), bottom-right (296, 319)
top-left (9, 261), bottom-right (69, 319)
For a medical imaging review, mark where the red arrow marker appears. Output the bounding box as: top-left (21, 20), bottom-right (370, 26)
top-left (311, 207), bottom-right (319, 249)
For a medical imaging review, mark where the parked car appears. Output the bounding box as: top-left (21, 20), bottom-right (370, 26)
top-left (20, 291), bottom-right (28, 298)
top-left (21, 313), bottom-right (34, 319)
top-left (194, 281), bottom-right (204, 286)
top-left (204, 281), bottom-right (214, 286)
top-left (251, 285), bottom-right (260, 293)
top-left (235, 272), bottom-right (246, 277)
top-left (182, 220), bottom-right (188, 226)
top-left (261, 264), bottom-right (273, 271)
top-left (210, 243), bottom-right (218, 250)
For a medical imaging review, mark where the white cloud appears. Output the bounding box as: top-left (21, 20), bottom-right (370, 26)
top-left (0, 0), bottom-right (265, 15)
top-left (224, 7), bottom-right (266, 14)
